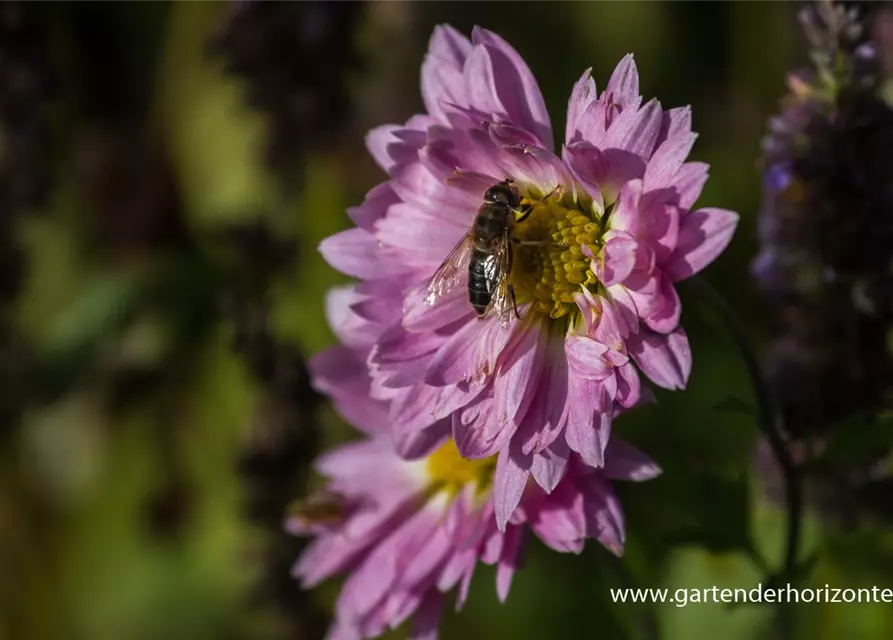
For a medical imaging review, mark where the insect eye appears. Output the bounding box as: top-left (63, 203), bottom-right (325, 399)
top-left (484, 186), bottom-right (503, 204)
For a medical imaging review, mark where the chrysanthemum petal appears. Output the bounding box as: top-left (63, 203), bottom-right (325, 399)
top-left (580, 474), bottom-right (626, 556)
top-left (663, 207), bottom-right (739, 281)
top-left (421, 26), bottom-right (471, 121)
top-left (663, 105), bottom-right (692, 138)
top-left (399, 512), bottom-right (455, 589)
top-left (364, 125), bottom-right (398, 167)
top-left (422, 132), bottom-right (503, 185)
top-left (622, 271), bottom-right (678, 335)
top-left (470, 27), bottom-right (553, 149)
top-left (637, 192), bottom-right (680, 261)
top-left (615, 361), bottom-right (641, 409)
top-left (496, 525), bottom-right (524, 602)
top-left (376, 202), bottom-right (468, 271)
top-left (565, 380), bottom-right (612, 467)
top-left (390, 161), bottom-right (481, 223)
top-left (565, 335), bottom-right (612, 380)
top-left (425, 317), bottom-right (512, 387)
top-left (605, 54), bottom-right (640, 111)
top-left (641, 272), bottom-right (682, 334)
top-left (492, 319), bottom-right (547, 428)
top-left (409, 593), bottom-right (444, 640)
top-left (603, 440), bottom-right (662, 481)
top-left (438, 514), bottom-right (486, 593)
top-left (605, 284), bottom-right (640, 339)
top-left (336, 499), bottom-right (442, 621)
top-left (319, 228), bottom-right (381, 279)
top-left (347, 183), bottom-right (400, 231)
top-left (366, 124), bottom-right (425, 175)
top-left (497, 141), bottom-right (570, 195)
top-left (566, 68), bottom-right (597, 144)
top-left (604, 97), bottom-right (663, 160)
top-left (494, 445), bottom-right (532, 531)
top-left (464, 45), bottom-right (510, 124)
top-left (564, 142), bottom-right (642, 206)
top-left (393, 418), bottom-right (451, 460)
top-left (452, 392), bottom-right (515, 459)
top-left (311, 347), bottom-right (390, 435)
top-left (373, 323), bottom-right (451, 367)
top-left (609, 179), bottom-right (643, 233)
top-left (644, 132), bottom-right (698, 190)
top-left (402, 286), bottom-right (474, 333)
top-left (325, 286), bottom-right (384, 350)
top-left (528, 477), bottom-right (586, 553)
top-left (530, 438), bottom-right (570, 493)
top-left (349, 280), bottom-right (406, 328)
top-left (592, 298), bottom-right (628, 349)
top-left (429, 24), bottom-right (472, 65)
top-left (456, 558), bottom-right (477, 610)
top-left (428, 24), bottom-right (471, 68)
top-left (314, 437), bottom-right (405, 488)
top-left (481, 521), bottom-right (504, 564)
top-left (673, 161), bottom-right (710, 209)
top-left (391, 383), bottom-right (483, 451)
top-left (595, 232), bottom-right (638, 287)
top-left (517, 338), bottom-right (570, 455)
top-left (627, 326), bottom-right (691, 389)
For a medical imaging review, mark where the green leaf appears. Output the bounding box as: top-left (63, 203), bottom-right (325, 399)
top-left (663, 471), bottom-right (754, 554)
top-left (714, 396), bottom-right (756, 418)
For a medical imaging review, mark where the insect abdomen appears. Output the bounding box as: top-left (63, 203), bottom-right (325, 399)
top-left (468, 246), bottom-right (496, 316)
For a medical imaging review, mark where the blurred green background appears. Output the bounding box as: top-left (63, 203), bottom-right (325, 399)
top-left (2, 2), bottom-right (892, 639)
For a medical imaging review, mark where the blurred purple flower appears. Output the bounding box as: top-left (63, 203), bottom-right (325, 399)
top-left (754, 0), bottom-right (893, 524)
top-left (290, 424), bottom-right (659, 640)
top-left (755, 0), bottom-right (893, 440)
top-left (316, 26), bottom-right (737, 528)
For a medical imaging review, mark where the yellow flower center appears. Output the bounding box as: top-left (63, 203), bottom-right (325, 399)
top-left (426, 440), bottom-right (496, 497)
top-left (511, 190), bottom-right (604, 319)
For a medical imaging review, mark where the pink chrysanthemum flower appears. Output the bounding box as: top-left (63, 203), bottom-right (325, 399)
top-left (318, 26), bottom-right (738, 528)
top-left (290, 424), bottom-right (660, 640)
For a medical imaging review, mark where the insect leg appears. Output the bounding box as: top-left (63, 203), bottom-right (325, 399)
top-left (512, 238), bottom-right (554, 246)
top-left (543, 184), bottom-right (562, 199)
top-left (508, 283), bottom-right (521, 319)
top-left (515, 184), bottom-right (562, 224)
top-left (515, 203), bottom-right (534, 223)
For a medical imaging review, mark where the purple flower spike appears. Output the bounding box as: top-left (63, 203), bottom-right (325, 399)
top-left (316, 26), bottom-right (737, 526)
top-left (290, 424), bottom-right (659, 639)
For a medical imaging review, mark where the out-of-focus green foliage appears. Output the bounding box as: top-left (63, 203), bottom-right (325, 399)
top-left (3, 2), bottom-right (893, 640)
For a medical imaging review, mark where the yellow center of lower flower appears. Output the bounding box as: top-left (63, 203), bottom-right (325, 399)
top-left (426, 440), bottom-right (496, 497)
top-left (511, 190), bottom-right (604, 319)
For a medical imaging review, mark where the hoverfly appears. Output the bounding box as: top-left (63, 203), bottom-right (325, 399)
top-left (424, 179), bottom-right (534, 324)
top-left (288, 493), bottom-right (346, 530)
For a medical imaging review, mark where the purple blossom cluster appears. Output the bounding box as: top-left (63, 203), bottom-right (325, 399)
top-left (755, 1), bottom-right (893, 441)
top-left (292, 26), bottom-right (738, 638)
top-left (754, 1), bottom-right (893, 522)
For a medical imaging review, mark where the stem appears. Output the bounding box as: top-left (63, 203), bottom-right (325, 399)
top-left (688, 276), bottom-right (802, 580)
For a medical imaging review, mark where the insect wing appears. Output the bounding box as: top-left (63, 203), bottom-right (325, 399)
top-left (289, 494), bottom-right (346, 531)
top-left (484, 232), bottom-right (516, 325)
top-left (425, 230), bottom-right (475, 306)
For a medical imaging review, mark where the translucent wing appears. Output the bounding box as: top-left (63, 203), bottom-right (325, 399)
top-left (288, 492), bottom-right (346, 531)
top-left (425, 230), bottom-right (475, 306)
top-left (484, 232), bottom-right (517, 326)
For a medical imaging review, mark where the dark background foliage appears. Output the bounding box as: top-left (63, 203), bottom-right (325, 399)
top-left (1, 2), bottom-right (892, 639)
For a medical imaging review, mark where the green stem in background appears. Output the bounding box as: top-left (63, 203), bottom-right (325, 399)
top-left (688, 276), bottom-right (803, 582)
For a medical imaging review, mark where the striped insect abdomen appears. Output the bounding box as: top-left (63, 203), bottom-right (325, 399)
top-left (467, 204), bottom-right (511, 316)
top-left (468, 246), bottom-right (497, 315)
